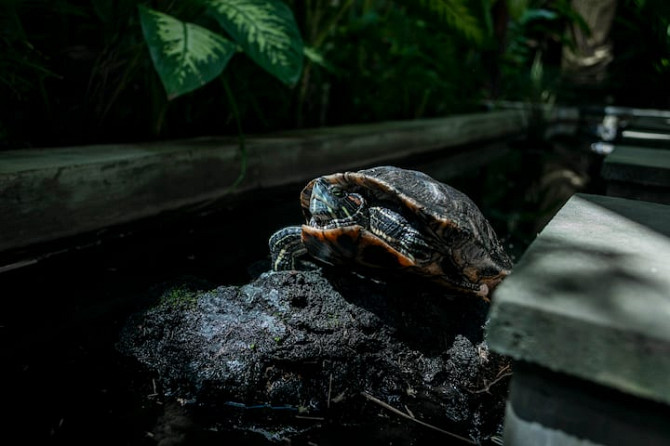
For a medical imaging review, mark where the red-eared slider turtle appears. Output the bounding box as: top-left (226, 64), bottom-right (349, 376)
top-left (269, 166), bottom-right (512, 298)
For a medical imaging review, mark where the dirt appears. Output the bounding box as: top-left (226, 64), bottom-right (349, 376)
top-left (118, 267), bottom-right (511, 445)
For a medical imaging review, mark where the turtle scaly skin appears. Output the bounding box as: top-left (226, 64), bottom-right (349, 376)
top-left (269, 226), bottom-right (306, 271)
top-left (269, 166), bottom-right (512, 299)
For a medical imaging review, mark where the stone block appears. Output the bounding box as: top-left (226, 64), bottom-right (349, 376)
top-left (487, 193), bottom-right (670, 406)
top-left (487, 193), bottom-right (670, 444)
top-left (601, 146), bottom-right (670, 203)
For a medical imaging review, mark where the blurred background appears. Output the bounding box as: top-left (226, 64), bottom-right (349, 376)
top-left (2, 0), bottom-right (669, 150)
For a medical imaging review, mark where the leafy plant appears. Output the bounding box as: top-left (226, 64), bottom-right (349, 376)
top-left (297, 0), bottom-right (489, 126)
top-left (138, 0), bottom-right (304, 100)
top-left (136, 0), bottom-right (305, 184)
top-left (498, 1), bottom-right (575, 102)
top-left (0, 0), bottom-right (498, 148)
top-left (9, 0), bottom-right (667, 151)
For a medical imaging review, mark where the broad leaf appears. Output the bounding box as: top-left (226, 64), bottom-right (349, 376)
top-left (205, 0), bottom-right (304, 86)
top-left (139, 5), bottom-right (237, 99)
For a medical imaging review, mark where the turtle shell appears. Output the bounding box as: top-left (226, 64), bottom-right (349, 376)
top-left (298, 166), bottom-right (512, 298)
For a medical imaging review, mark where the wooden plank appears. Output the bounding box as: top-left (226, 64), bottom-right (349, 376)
top-left (0, 111), bottom-right (527, 253)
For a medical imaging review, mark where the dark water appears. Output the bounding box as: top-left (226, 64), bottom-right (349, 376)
top-left (0, 136), bottom-right (604, 445)
top-left (1, 186), bottom-right (302, 445)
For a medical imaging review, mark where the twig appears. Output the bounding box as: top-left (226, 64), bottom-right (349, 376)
top-left (327, 373), bottom-right (333, 409)
top-left (295, 415), bottom-right (326, 421)
top-left (147, 378), bottom-right (158, 397)
top-left (467, 369), bottom-right (513, 395)
top-left (360, 392), bottom-right (476, 444)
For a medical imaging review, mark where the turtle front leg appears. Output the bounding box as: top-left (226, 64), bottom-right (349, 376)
top-left (269, 226), bottom-right (307, 271)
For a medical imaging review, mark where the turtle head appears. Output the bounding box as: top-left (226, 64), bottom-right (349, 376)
top-left (308, 179), bottom-right (367, 228)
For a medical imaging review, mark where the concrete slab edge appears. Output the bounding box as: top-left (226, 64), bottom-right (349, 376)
top-left (487, 300), bottom-right (670, 406)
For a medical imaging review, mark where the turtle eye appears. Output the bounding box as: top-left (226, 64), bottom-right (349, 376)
top-left (331, 186), bottom-right (346, 198)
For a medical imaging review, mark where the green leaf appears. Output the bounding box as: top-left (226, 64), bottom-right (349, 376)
top-left (139, 5), bottom-right (237, 99)
top-left (520, 9), bottom-right (559, 24)
top-left (204, 0), bottom-right (304, 86)
top-left (303, 46), bottom-right (341, 75)
top-left (417, 0), bottom-right (484, 44)
top-left (419, 0), bottom-right (484, 44)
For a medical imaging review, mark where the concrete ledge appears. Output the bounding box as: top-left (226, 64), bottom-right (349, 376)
top-left (503, 363), bottom-right (670, 446)
top-left (601, 146), bottom-right (670, 203)
top-left (0, 110), bottom-right (527, 253)
top-left (486, 193), bottom-right (670, 406)
top-left (504, 403), bottom-right (601, 446)
top-left (601, 146), bottom-right (670, 187)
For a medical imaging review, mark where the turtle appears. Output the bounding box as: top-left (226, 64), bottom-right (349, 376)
top-left (268, 166), bottom-right (512, 298)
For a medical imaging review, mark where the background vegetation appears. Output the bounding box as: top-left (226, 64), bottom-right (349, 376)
top-left (1, 0), bottom-right (669, 150)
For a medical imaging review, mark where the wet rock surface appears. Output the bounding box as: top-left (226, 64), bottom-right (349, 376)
top-left (118, 268), bottom-right (511, 445)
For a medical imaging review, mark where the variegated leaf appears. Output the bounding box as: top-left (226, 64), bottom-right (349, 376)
top-left (205, 0), bottom-right (303, 86)
top-left (139, 5), bottom-right (237, 99)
